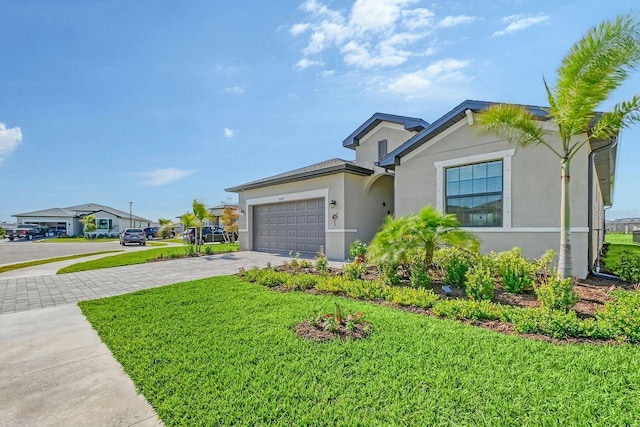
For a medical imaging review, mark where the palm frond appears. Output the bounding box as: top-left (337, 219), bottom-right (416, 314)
top-left (552, 14), bottom-right (640, 139)
top-left (476, 104), bottom-right (549, 149)
top-left (590, 95), bottom-right (640, 140)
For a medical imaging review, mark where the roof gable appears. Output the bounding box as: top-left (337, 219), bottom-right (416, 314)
top-left (342, 113), bottom-right (429, 150)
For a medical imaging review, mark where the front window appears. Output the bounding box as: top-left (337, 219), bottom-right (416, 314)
top-left (445, 160), bottom-right (503, 227)
top-left (378, 139), bottom-right (387, 160)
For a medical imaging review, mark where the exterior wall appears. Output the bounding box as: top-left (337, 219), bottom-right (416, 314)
top-left (395, 118), bottom-right (593, 278)
top-left (343, 173), bottom-right (394, 256)
top-left (237, 174), bottom-right (349, 260)
top-left (355, 123), bottom-right (418, 168)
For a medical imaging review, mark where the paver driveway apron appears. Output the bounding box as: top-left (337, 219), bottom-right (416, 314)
top-left (0, 251), bottom-right (298, 426)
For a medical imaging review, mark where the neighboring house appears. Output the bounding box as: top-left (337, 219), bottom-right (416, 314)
top-left (12, 203), bottom-right (152, 237)
top-left (226, 100), bottom-right (618, 278)
top-left (606, 218), bottom-right (640, 233)
top-left (208, 204), bottom-right (239, 228)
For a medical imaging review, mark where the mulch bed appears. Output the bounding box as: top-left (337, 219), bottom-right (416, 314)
top-left (294, 320), bottom-right (372, 342)
top-left (272, 263), bottom-right (636, 345)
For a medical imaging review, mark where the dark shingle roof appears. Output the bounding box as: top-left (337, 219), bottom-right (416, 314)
top-left (225, 158), bottom-right (374, 192)
top-left (342, 112), bottom-right (429, 149)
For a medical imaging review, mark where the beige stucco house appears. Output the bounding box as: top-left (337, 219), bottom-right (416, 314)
top-left (226, 100), bottom-right (618, 278)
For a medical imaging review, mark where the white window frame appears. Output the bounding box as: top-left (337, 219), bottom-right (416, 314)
top-left (435, 149), bottom-right (515, 229)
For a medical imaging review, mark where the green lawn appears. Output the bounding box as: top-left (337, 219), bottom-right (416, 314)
top-left (0, 251), bottom-right (122, 274)
top-left (58, 243), bottom-right (238, 273)
top-left (604, 233), bottom-right (640, 271)
top-left (80, 276), bottom-right (640, 426)
top-left (37, 237), bottom-right (120, 243)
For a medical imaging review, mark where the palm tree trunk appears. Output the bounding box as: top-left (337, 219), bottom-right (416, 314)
top-left (558, 159), bottom-right (572, 278)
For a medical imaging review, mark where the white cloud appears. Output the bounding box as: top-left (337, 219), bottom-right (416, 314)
top-left (0, 123), bottom-right (22, 162)
top-left (295, 58), bottom-right (324, 70)
top-left (290, 22), bottom-right (311, 35)
top-left (138, 168), bottom-right (196, 187)
top-left (438, 15), bottom-right (477, 28)
top-left (225, 86), bottom-right (244, 95)
top-left (224, 128), bottom-right (235, 138)
top-left (386, 58), bottom-right (470, 99)
top-left (493, 14), bottom-right (549, 37)
top-left (320, 69), bottom-right (335, 77)
top-left (291, 0), bottom-right (437, 70)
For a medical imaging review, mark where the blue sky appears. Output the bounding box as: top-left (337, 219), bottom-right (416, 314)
top-left (1, 0), bottom-right (638, 223)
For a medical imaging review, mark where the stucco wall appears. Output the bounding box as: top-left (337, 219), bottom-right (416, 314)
top-left (355, 124), bottom-right (418, 167)
top-left (394, 118), bottom-right (594, 277)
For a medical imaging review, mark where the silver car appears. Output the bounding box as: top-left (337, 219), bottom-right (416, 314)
top-left (120, 228), bottom-right (147, 246)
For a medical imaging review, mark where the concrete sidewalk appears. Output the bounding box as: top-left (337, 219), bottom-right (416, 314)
top-left (0, 251), bottom-right (302, 426)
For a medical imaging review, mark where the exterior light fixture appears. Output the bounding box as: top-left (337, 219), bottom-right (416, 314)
top-left (329, 200), bottom-right (337, 208)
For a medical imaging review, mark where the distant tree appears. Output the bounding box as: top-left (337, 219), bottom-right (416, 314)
top-left (192, 200), bottom-right (209, 251)
top-left (158, 218), bottom-right (175, 239)
top-left (477, 15), bottom-right (640, 278)
top-left (221, 207), bottom-right (239, 243)
top-left (80, 214), bottom-right (97, 239)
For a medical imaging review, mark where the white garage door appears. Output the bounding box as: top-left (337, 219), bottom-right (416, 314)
top-left (253, 198), bottom-right (325, 255)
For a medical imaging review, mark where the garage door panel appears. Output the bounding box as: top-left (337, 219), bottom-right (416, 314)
top-left (253, 198), bottom-right (325, 256)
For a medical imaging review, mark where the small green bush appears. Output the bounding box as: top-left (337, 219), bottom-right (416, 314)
top-left (315, 254), bottom-right (328, 275)
top-left (241, 267), bottom-right (263, 283)
top-left (534, 276), bottom-right (578, 312)
top-left (316, 277), bottom-right (388, 300)
top-left (597, 290), bottom-right (640, 342)
top-left (283, 274), bottom-right (319, 290)
top-left (495, 248), bottom-right (534, 293)
top-left (465, 266), bottom-right (494, 301)
top-left (184, 244), bottom-right (197, 256)
top-left (409, 263), bottom-right (432, 288)
top-left (343, 262), bottom-right (367, 280)
top-left (510, 308), bottom-right (608, 339)
top-left (385, 286), bottom-right (439, 308)
top-left (256, 271), bottom-right (290, 288)
top-left (613, 251), bottom-right (640, 283)
top-left (349, 239), bottom-right (368, 262)
top-left (432, 299), bottom-right (502, 320)
top-left (379, 262), bottom-right (401, 286)
top-left (203, 244), bottom-right (215, 255)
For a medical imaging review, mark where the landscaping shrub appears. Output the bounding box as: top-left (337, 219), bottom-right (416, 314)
top-left (255, 271), bottom-right (290, 288)
top-left (203, 244), bottom-right (215, 255)
top-left (241, 266), bottom-right (263, 283)
top-left (184, 244), bottom-right (197, 256)
top-left (597, 290), bottom-right (640, 342)
top-left (349, 239), bottom-right (368, 263)
top-left (495, 248), bottom-right (535, 293)
top-left (343, 261), bottom-right (367, 280)
top-left (315, 253), bottom-right (328, 275)
top-left (510, 308), bottom-right (608, 339)
top-left (535, 276), bottom-right (578, 312)
top-left (613, 251), bottom-right (640, 283)
top-left (316, 277), bottom-right (388, 300)
top-left (379, 262), bottom-right (401, 286)
top-left (434, 247), bottom-right (475, 289)
top-left (409, 262), bottom-right (432, 288)
top-left (284, 274), bottom-right (320, 290)
top-left (432, 299), bottom-right (502, 320)
top-left (385, 286), bottom-right (440, 308)
top-left (465, 266), bottom-right (494, 301)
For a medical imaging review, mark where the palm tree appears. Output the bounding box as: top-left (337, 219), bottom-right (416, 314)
top-left (477, 15), bottom-right (640, 278)
top-left (368, 206), bottom-right (479, 271)
top-left (192, 199), bottom-right (209, 251)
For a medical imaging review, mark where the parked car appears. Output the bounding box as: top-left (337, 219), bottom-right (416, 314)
top-left (182, 226), bottom-right (237, 244)
top-left (7, 224), bottom-right (46, 241)
top-left (144, 226), bottom-right (176, 239)
top-left (143, 227), bottom-right (160, 239)
top-left (120, 228), bottom-right (147, 246)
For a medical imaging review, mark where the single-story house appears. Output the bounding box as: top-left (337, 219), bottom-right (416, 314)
top-left (209, 204), bottom-right (239, 228)
top-left (12, 203), bottom-right (152, 237)
top-left (226, 100), bottom-right (618, 278)
top-left (606, 218), bottom-right (640, 233)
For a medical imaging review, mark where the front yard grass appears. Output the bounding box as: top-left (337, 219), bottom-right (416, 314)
top-left (37, 237), bottom-right (120, 243)
top-left (604, 233), bottom-right (640, 272)
top-left (0, 250), bottom-right (122, 274)
top-left (80, 276), bottom-right (640, 426)
top-left (58, 243), bottom-right (239, 274)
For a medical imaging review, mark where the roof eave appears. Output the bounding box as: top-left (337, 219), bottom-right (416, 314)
top-left (225, 164), bottom-right (373, 193)
top-left (342, 113), bottom-right (428, 150)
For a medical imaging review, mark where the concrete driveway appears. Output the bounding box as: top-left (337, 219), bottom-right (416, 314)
top-left (0, 251), bottom-right (301, 426)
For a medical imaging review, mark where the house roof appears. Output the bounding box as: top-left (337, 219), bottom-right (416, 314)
top-left (225, 158), bottom-right (374, 193)
top-left (377, 99), bottom-right (618, 205)
top-left (13, 203), bottom-right (152, 222)
top-left (342, 112), bottom-right (429, 150)
top-left (12, 207), bottom-right (78, 218)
